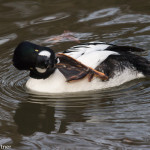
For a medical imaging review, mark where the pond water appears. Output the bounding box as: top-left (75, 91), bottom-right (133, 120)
top-left (1, 0), bottom-right (150, 149)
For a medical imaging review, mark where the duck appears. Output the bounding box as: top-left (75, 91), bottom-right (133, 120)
top-left (13, 41), bottom-right (150, 93)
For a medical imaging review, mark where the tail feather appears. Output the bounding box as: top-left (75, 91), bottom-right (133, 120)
top-left (96, 53), bottom-right (150, 78)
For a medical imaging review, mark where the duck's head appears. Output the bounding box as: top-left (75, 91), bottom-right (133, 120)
top-left (13, 41), bottom-right (57, 79)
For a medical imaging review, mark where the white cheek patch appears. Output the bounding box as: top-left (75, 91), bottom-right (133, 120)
top-left (39, 50), bottom-right (51, 58)
top-left (36, 67), bottom-right (47, 73)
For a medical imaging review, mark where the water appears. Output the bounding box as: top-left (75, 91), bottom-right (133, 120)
top-left (1, 0), bottom-right (150, 149)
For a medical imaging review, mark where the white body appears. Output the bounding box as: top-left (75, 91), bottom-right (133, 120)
top-left (26, 42), bottom-right (144, 94)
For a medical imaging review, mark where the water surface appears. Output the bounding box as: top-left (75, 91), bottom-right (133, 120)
top-left (1, 0), bottom-right (150, 149)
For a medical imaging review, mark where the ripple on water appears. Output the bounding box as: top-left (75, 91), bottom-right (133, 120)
top-left (78, 8), bottom-right (120, 22)
top-left (102, 27), bottom-right (137, 39)
top-left (15, 12), bottom-right (70, 29)
top-left (135, 26), bottom-right (150, 33)
top-left (0, 33), bottom-right (17, 45)
top-left (2, 52), bottom-right (150, 149)
top-left (96, 14), bottom-right (150, 26)
top-left (0, 53), bottom-right (28, 107)
top-left (12, 79), bottom-right (150, 149)
top-left (1, 2), bottom-right (150, 149)
top-left (30, 12), bottom-right (70, 25)
top-left (113, 35), bottom-right (150, 51)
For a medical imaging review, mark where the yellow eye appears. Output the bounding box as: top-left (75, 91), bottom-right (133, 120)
top-left (35, 49), bottom-right (39, 52)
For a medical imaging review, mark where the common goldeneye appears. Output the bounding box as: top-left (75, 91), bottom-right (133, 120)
top-left (13, 41), bottom-right (149, 93)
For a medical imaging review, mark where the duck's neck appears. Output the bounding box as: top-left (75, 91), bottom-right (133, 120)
top-left (29, 67), bottom-right (56, 79)
top-left (29, 55), bottom-right (58, 79)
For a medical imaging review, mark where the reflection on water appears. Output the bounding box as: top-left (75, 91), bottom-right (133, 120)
top-left (10, 85), bottom-right (150, 149)
top-left (1, 0), bottom-right (150, 149)
top-left (14, 103), bottom-right (55, 135)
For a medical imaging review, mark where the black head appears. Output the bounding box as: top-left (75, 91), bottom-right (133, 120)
top-left (13, 41), bottom-right (57, 79)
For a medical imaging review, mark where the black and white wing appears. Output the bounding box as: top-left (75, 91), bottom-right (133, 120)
top-left (63, 42), bottom-right (150, 79)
